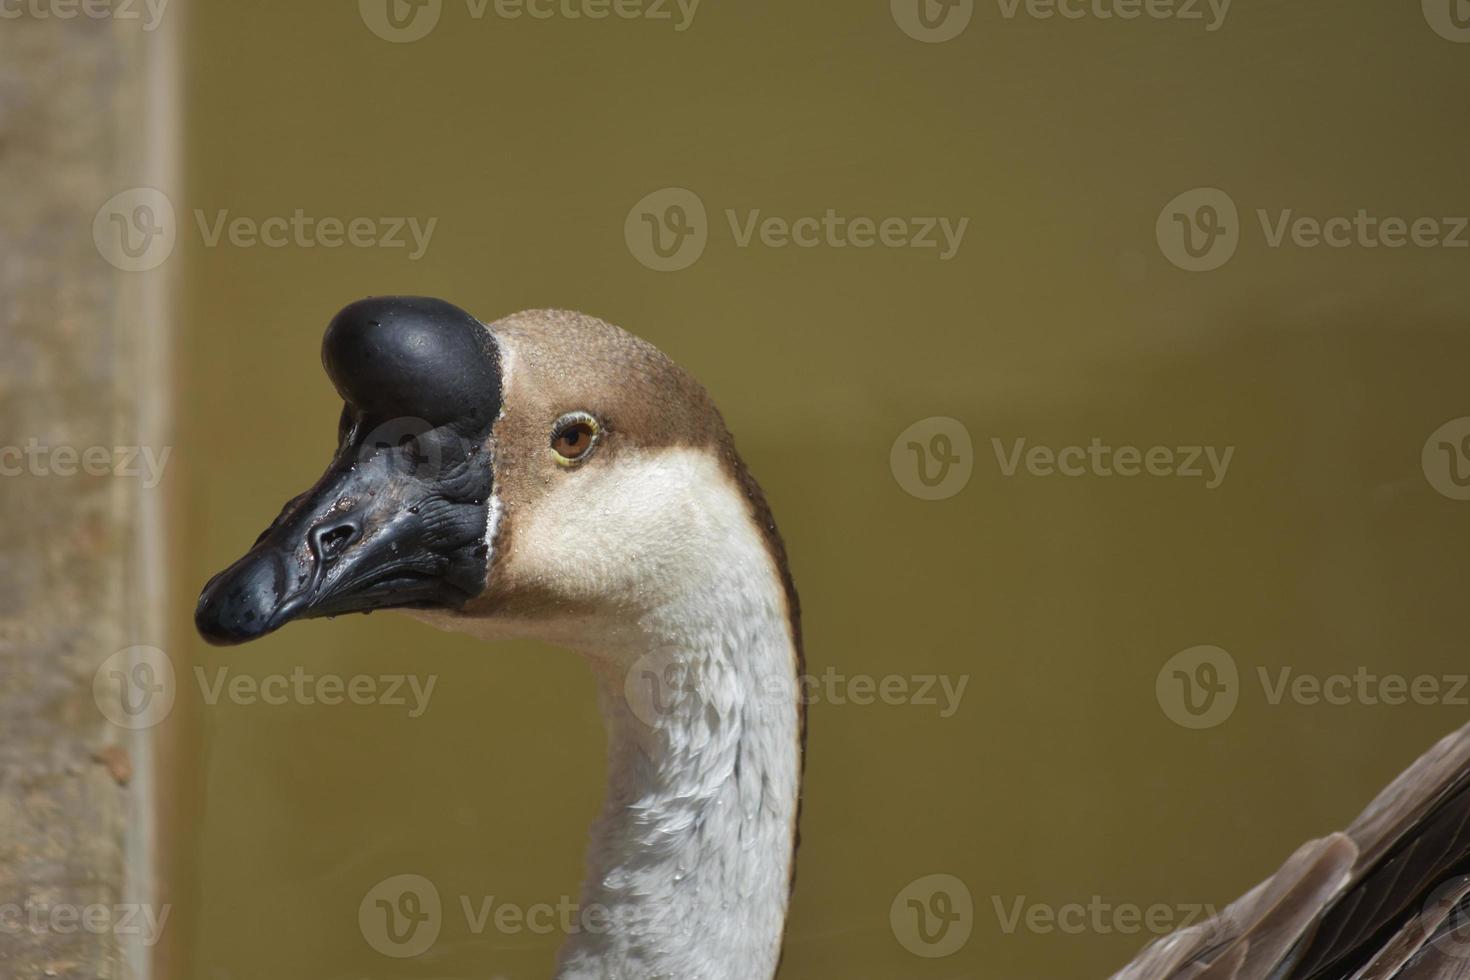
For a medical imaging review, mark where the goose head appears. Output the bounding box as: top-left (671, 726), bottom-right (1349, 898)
top-left (194, 295), bottom-right (761, 655)
top-left (194, 296), bottom-right (803, 980)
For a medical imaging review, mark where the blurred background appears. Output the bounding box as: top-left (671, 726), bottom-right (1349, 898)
top-left (6, 0), bottom-right (1470, 977)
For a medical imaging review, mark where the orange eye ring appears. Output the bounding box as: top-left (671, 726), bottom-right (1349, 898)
top-left (551, 412), bottom-right (600, 464)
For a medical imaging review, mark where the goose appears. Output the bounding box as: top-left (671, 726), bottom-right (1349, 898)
top-left (195, 295), bottom-right (1470, 980)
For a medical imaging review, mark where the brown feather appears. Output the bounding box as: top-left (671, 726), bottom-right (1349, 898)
top-left (1113, 723), bottom-right (1470, 980)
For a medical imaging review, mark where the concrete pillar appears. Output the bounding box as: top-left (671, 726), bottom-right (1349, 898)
top-left (0, 8), bottom-right (176, 979)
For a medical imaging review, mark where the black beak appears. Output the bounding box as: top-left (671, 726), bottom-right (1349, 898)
top-left (195, 296), bottom-right (502, 646)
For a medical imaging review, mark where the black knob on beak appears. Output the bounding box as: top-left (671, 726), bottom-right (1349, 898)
top-left (322, 296), bottom-right (502, 429)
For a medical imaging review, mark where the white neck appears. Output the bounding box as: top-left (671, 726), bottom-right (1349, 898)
top-left (421, 449), bottom-right (803, 979)
top-left (554, 515), bottom-right (802, 979)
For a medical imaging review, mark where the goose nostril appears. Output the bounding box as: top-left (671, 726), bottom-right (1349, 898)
top-left (312, 522), bottom-right (358, 562)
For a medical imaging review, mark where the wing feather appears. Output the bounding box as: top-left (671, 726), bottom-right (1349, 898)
top-left (1111, 723), bottom-right (1470, 980)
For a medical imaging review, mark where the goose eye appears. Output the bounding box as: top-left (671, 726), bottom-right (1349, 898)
top-left (551, 413), bottom-right (600, 463)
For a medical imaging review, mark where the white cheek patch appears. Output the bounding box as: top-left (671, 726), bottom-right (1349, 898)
top-left (510, 448), bottom-right (762, 619)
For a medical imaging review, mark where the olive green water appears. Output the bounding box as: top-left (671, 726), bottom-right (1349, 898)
top-left (175, 1), bottom-right (1470, 977)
